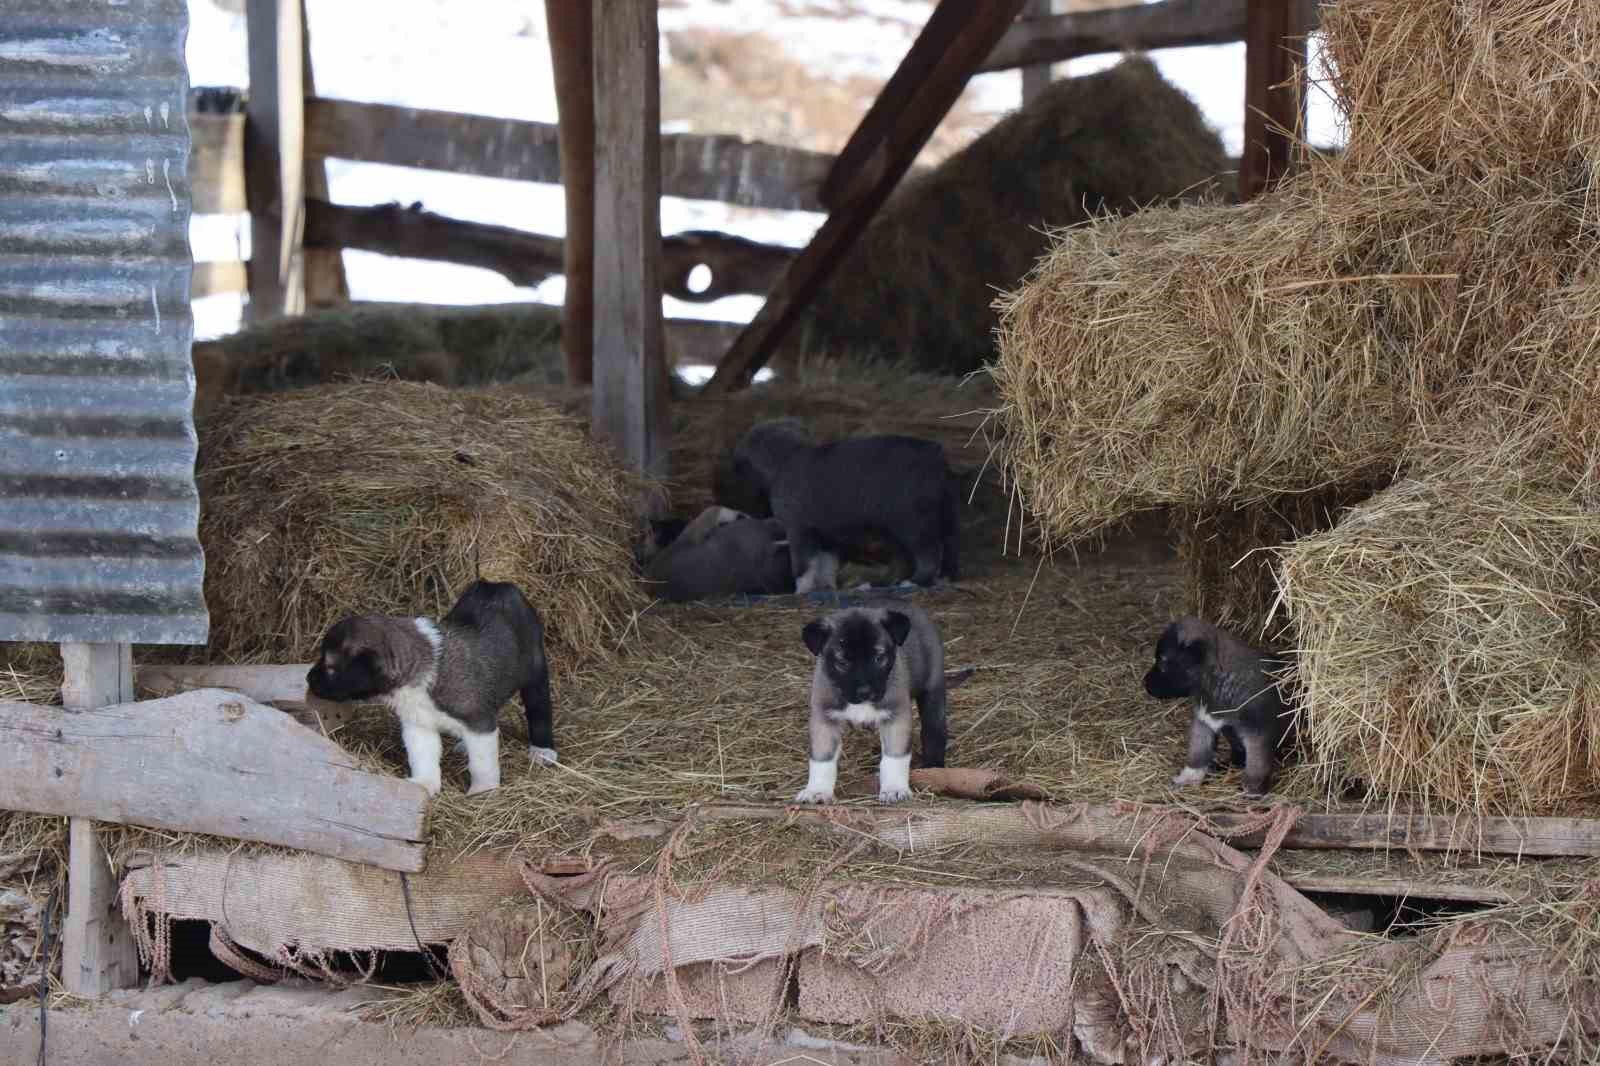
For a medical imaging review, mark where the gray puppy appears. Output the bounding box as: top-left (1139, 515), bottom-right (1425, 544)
top-left (718, 419), bottom-right (959, 593)
top-left (796, 601), bottom-right (948, 805)
top-left (642, 505), bottom-right (794, 602)
top-left (1142, 616), bottom-right (1291, 796)
top-left (306, 580), bottom-right (555, 797)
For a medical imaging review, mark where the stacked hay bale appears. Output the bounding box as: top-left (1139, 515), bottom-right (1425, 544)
top-left (782, 55), bottom-right (1233, 377)
top-left (188, 382), bottom-right (645, 671)
top-left (993, 0), bottom-right (1600, 809)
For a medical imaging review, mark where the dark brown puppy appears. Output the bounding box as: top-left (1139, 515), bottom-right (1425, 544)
top-left (306, 580), bottom-right (554, 797)
top-left (641, 505), bottom-right (794, 601)
top-left (1142, 616), bottom-right (1291, 797)
top-left (796, 600), bottom-right (948, 805)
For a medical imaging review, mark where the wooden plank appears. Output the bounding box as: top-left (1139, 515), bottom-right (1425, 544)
top-left (702, 0), bottom-right (1029, 395)
top-left (244, 0), bottom-right (306, 320)
top-left (1211, 812), bottom-right (1600, 859)
top-left (545, 0), bottom-right (596, 384)
top-left (134, 663), bottom-right (359, 729)
top-left (0, 690), bottom-right (428, 873)
top-left (59, 643), bottom-right (139, 998)
top-left (301, 199), bottom-right (794, 302)
top-left (190, 113), bottom-right (246, 215)
top-left (193, 260), bottom-right (247, 298)
top-left (1240, 0), bottom-right (1307, 201)
top-left (590, 0), bottom-right (669, 478)
top-left (302, 97), bottom-right (838, 215)
top-left (298, 0), bottom-right (349, 310)
top-left (982, 0), bottom-right (1320, 73)
top-left (1019, 0), bottom-right (1055, 106)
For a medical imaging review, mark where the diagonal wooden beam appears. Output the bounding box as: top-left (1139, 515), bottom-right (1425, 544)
top-left (701, 0), bottom-right (1030, 397)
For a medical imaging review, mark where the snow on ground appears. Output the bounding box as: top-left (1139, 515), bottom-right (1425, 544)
top-left (185, 0), bottom-right (1345, 340)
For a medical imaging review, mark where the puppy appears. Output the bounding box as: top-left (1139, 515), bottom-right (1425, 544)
top-left (306, 580), bottom-right (555, 797)
top-left (642, 505), bottom-right (795, 602)
top-left (796, 601), bottom-right (949, 805)
top-left (719, 419), bottom-right (959, 594)
top-left (1142, 616), bottom-right (1291, 797)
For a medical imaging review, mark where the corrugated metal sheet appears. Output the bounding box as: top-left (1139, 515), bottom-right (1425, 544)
top-left (0, 0), bottom-right (208, 645)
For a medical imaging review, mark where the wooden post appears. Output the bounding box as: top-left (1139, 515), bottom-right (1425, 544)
top-left (299, 0), bottom-right (348, 309)
top-left (1020, 0), bottom-right (1054, 106)
top-left (547, 0), bottom-right (596, 385)
top-left (1240, 0), bottom-right (1306, 201)
top-left (59, 644), bottom-right (139, 997)
top-left (244, 0), bottom-right (306, 321)
top-left (590, 0), bottom-right (669, 479)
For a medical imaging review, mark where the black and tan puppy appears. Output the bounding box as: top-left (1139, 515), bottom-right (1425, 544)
top-left (306, 580), bottom-right (555, 797)
top-left (718, 419), bottom-right (959, 593)
top-left (1142, 616), bottom-right (1291, 797)
top-left (796, 601), bottom-right (948, 805)
top-left (641, 505), bottom-right (794, 602)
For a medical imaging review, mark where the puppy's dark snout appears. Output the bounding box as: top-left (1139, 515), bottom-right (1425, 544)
top-left (850, 683), bottom-right (873, 702)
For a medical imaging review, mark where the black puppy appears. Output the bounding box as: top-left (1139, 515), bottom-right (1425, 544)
top-left (306, 580), bottom-right (554, 796)
top-left (641, 505), bottom-right (794, 602)
top-left (1143, 616), bottom-right (1291, 797)
top-left (796, 601), bottom-right (948, 805)
top-left (718, 419), bottom-right (959, 593)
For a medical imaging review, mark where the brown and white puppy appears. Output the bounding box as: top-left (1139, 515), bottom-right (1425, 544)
top-left (796, 601), bottom-right (948, 805)
top-left (306, 580), bottom-right (555, 797)
top-left (1142, 616), bottom-right (1291, 797)
top-left (641, 505), bottom-right (794, 602)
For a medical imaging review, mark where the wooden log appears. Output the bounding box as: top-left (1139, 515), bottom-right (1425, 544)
top-left (1019, 0), bottom-right (1055, 106)
top-left (190, 113), bottom-right (246, 215)
top-left (134, 663), bottom-right (360, 730)
top-left (702, 0), bottom-right (1029, 395)
top-left (0, 689), bottom-right (428, 873)
top-left (591, 0), bottom-right (669, 479)
top-left (244, 0), bottom-right (306, 320)
top-left (60, 643), bottom-right (139, 997)
top-left (193, 260), bottom-right (248, 298)
top-left (546, 0), bottom-right (596, 384)
top-left (297, 0), bottom-right (348, 309)
top-left (301, 199), bottom-right (795, 302)
top-left (1240, 0), bottom-right (1308, 201)
top-left (302, 97), bottom-right (837, 215)
top-left (981, 0), bottom-right (1320, 72)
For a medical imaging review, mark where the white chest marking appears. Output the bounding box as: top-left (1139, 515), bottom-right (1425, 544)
top-left (1194, 702), bottom-right (1231, 733)
top-left (835, 702), bottom-right (888, 727)
top-left (383, 683), bottom-right (467, 738)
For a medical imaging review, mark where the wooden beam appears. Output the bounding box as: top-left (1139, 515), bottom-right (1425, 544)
top-left (190, 113), bottom-right (246, 215)
top-left (59, 644), bottom-right (139, 998)
top-left (193, 260), bottom-right (248, 298)
top-left (302, 97), bottom-right (838, 215)
top-left (1019, 0), bottom-right (1055, 106)
top-left (0, 690), bottom-right (428, 872)
top-left (243, 0), bottom-right (306, 320)
top-left (546, 0), bottom-right (596, 384)
top-left (302, 199), bottom-right (795, 302)
top-left (297, 0), bottom-right (348, 310)
top-left (590, 0), bottom-right (669, 478)
top-left (702, 0), bottom-right (1030, 395)
top-left (135, 663), bottom-right (359, 730)
top-left (1240, 0), bottom-right (1307, 201)
top-left (981, 0), bottom-right (1320, 73)
top-left (1210, 812), bottom-right (1600, 859)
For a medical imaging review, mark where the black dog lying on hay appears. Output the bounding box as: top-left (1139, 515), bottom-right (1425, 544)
top-left (716, 418), bottom-right (960, 594)
top-left (638, 505), bottom-right (794, 602)
top-left (1143, 616), bottom-right (1292, 797)
top-left (306, 580), bottom-right (555, 797)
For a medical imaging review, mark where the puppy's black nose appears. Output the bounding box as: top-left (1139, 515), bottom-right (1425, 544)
top-left (851, 685), bottom-right (872, 702)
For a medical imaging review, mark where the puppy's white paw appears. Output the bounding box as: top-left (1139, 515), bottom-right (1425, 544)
top-left (408, 774), bottom-right (443, 797)
top-left (1170, 766), bottom-right (1207, 788)
top-left (877, 787), bottom-right (913, 804)
top-left (714, 507), bottom-right (743, 526)
top-left (794, 788), bottom-right (834, 804)
top-left (466, 780), bottom-right (500, 796)
top-left (529, 745), bottom-right (559, 768)
top-left (452, 738), bottom-right (468, 755)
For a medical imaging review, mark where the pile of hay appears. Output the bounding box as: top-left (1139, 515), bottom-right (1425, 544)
top-left (1277, 421), bottom-right (1600, 816)
top-left (187, 381), bottom-right (646, 670)
top-left (782, 56), bottom-right (1232, 377)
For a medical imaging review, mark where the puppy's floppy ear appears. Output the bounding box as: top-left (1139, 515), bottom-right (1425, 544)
top-left (1176, 637), bottom-right (1207, 667)
top-left (883, 610), bottom-right (913, 647)
top-left (802, 620), bottom-right (831, 657)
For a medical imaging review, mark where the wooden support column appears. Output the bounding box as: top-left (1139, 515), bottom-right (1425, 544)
top-left (591, 1), bottom-right (669, 479)
top-left (59, 644), bottom-right (139, 997)
top-left (1240, 0), bottom-right (1306, 201)
top-left (244, 0), bottom-right (306, 321)
top-left (547, 0), bottom-right (597, 385)
top-left (299, 0), bottom-right (348, 309)
top-left (1019, 0), bottom-right (1054, 106)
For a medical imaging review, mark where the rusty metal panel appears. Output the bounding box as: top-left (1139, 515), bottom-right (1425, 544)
top-left (0, 0), bottom-right (208, 645)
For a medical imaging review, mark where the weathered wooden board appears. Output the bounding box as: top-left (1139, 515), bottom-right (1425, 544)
top-left (243, 0), bottom-right (306, 319)
top-left (0, 689), bottom-right (427, 872)
top-left (133, 663), bottom-right (362, 730)
top-left (1240, 0), bottom-right (1308, 200)
top-left (298, 0), bottom-right (349, 309)
top-left (545, 0), bottom-right (596, 384)
top-left (190, 113), bottom-right (246, 215)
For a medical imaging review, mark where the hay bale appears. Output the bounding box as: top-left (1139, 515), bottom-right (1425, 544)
top-left (190, 382), bottom-right (645, 670)
top-left (1277, 424), bottom-right (1600, 815)
top-left (1324, 0), bottom-right (1600, 183)
top-left (784, 56), bottom-right (1232, 377)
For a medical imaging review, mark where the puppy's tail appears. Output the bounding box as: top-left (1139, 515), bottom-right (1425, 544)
top-left (945, 666), bottom-right (976, 690)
